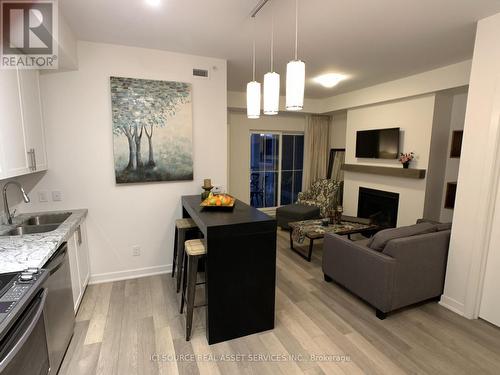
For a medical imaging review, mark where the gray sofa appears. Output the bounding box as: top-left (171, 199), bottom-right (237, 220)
top-left (322, 220), bottom-right (451, 319)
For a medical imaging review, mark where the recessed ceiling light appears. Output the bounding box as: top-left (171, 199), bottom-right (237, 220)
top-left (145, 0), bottom-right (161, 6)
top-left (313, 73), bottom-right (348, 88)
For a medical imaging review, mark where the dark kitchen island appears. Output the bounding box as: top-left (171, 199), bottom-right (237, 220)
top-left (181, 195), bottom-right (277, 345)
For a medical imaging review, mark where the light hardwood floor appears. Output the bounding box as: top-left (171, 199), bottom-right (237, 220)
top-left (60, 230), bottom-right (500, 375)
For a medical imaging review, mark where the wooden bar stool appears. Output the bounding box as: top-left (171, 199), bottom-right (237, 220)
top-left (180, 239), bottom-right (207, 341)
top-left (173, 218), bottom-right (198, 293)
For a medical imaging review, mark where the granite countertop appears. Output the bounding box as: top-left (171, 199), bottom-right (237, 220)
top-left (0, 209), bottom-right (88, 273)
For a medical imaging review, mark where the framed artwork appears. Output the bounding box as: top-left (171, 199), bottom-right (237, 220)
top-left (110, 76), bottom-right (193, 184)
top-left (444, 182), bottom-right (457, 209)
top-left (450, 130), bottom-right (463, 158)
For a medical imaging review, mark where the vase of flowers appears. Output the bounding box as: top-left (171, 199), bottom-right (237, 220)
top-left (399, 152), bottom-right (415, 169)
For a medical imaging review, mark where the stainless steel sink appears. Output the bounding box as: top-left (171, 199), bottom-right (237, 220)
top-left (3, 224), bottom-right (60, 236)
top-left (23, 213), bottom-right (71, 226)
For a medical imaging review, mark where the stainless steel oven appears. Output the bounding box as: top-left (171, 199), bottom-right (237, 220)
top-left (0, 271), bottom-right (49, 375)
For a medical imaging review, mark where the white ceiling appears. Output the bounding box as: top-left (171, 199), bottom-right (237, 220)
top-left (60, 0), bottom-right (500, 98)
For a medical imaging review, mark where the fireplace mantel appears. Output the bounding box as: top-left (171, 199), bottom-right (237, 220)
top-left (342, 164), bottom-right (426, 179)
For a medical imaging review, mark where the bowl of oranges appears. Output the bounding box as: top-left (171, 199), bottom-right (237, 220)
top-left (200, 193), bottom-right (236, 210)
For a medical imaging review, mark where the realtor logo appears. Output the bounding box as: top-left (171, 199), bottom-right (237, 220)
top-left (1, 0), bottom-right (58, 69)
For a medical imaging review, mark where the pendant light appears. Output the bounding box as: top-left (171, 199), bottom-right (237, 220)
top-left (286, 0), bottom-right (305, 111)
top-left (247, 18), bottom-right (261, 119)
top-left (263, 14), bottom-right (279, 115)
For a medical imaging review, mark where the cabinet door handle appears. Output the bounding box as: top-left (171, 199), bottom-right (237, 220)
top-left (32, 149), bottom-right (36, 171)
top-left (77, 226), bottom-right (82, 245)
top-left (27, 149), bottom-right (35, 171)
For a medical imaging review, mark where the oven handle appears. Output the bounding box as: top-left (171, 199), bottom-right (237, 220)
top-left (0, 289), bottom-right (48, 372)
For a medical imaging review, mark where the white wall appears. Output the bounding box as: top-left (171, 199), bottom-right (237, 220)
top-left (16, 41), bottom-right (227, 283)
top-left (442, 12), bottom-right (500, 319)
top-left (330, 111), bottom-right (347, 149)
top-left (228, 111), bottom-right (306, 203)
top-left (343, 95), bottom-right (436, 226)
top-left (440, 90), bottom-right (468, 222)
top-left (423, 93), bottom-right (454, 221)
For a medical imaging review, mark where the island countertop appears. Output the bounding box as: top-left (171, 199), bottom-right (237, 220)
top-left (181, 195), bottom-right (274, 234)
top-left (0, 209), bottom-right (88, 273)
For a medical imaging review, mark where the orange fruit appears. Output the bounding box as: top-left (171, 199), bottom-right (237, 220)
top-left (216, 199), bottom-right (222, 206)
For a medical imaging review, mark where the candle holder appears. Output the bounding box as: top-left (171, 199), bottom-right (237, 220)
top-left (201, 179), bottom-right (214, 200)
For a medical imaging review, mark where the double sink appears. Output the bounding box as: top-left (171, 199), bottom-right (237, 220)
top-left (1, 213), bottom-right (71, 236)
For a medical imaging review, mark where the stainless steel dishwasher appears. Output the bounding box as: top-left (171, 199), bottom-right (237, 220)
top-left (43, 243), bottom-right (75, 374)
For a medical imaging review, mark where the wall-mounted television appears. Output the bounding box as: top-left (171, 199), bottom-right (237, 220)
top-left (355, 128), bottom-right (400, 159)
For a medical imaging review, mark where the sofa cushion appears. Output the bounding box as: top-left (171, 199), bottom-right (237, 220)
top-left (436, 222), bottom-right (452, 231)
top-left (368, 222), bottom-right (437, 252)
top-left (354, 238), bottom-right (372, 247)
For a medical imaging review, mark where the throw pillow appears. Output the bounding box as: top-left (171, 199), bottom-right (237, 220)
top-left (368, 222), bottom-right (437, 252)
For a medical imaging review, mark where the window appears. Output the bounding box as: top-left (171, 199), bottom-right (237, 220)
top-left (250, 132), bottom-right (304, 208)
top-left (280, 134), bottom-right (304, 205)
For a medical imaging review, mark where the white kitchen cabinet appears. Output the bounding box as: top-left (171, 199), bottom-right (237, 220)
top-left (67, 220), bottom-right (91, 313)
top-left (76, 221), bottom-right (90, 288)
top-left (67, 233), bottom-right (82, 312)
top-left (18, 70), bottom-right (48, 172)
top-left (0, 69), bottom-right (30, 178)
top-left (0, 68), bottom-right (47, 180)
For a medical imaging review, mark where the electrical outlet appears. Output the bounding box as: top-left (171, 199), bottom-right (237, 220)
top-left (52, 191), bottom-right (62, 202)
top-left (38, 191), bottom-right (48, 203)
top-left (132, 246), bottom-right (141, 257)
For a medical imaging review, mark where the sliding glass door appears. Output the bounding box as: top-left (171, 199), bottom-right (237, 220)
top-left (250, 132), bottom-right (304, 209)
top-left (280, 134), bottom-right (304, 205)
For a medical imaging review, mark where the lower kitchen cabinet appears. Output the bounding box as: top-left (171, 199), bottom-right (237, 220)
top-left (67, 220), bottom-right (90, 313)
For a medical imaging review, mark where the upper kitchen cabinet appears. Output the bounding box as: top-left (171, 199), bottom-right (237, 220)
top-left (0, 69), bottom-right (48, 180)
top-left (18, 70), bottom-right (48, 171)
top-left (0, 69), bottom-right (29, 178)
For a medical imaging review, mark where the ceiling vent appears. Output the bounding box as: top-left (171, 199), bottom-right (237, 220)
top-left (193, 68), bottom-right (209, 78)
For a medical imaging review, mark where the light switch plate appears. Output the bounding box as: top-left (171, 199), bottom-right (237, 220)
top-left (52, 191), bottom-right (62, 202)
top-left (132, 246), bottom-right (141, 256)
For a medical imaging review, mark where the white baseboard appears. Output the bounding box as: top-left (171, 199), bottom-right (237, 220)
top-left (89, 264), bottom-right (172, 285)
top-left (439, 295), bottom-right (466, 317)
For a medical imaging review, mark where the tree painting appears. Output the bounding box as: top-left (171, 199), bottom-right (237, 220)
top-left (110, 77), bottom-right (193, 183)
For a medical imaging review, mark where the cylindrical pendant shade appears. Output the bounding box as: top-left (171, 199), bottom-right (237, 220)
top-left (263, 72), bottom-right (280, 115)
top-left (286, 60), bottom-right (305, 111)
top-left (246, 81), bottom-right (261, 119)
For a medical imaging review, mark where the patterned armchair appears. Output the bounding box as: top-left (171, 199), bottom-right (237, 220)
top-left (297, 179), bottom-right (342, 218)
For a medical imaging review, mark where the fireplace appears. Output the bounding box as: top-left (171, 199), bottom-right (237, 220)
top-left (357, 187), bottom-right (399, 228)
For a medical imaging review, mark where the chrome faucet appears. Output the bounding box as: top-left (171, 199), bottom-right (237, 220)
top-left (3, 181), bottom-right (30, 225)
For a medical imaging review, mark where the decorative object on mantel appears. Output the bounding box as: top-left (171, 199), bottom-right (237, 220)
top-left (341, 164), bottom-right (426, 179)
top-left (399, 152), bottom-right (415, 169)
top-left (201, 179), bottom-right (214, 200)
top-left (110, 76), bottom-right (193, 184)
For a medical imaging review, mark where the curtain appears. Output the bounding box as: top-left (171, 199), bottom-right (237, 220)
top-left (303, 115), bottom-right (331, 189)
top-left (332, 151), bottom-right (345, 181)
